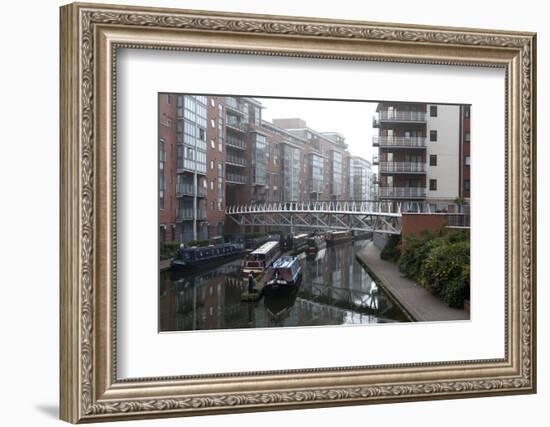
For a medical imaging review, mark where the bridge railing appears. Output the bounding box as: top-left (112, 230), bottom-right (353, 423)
top-left (225, 200), bottom-right (445, 215)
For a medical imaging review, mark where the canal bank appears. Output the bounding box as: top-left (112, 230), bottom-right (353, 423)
top-left (355, 242), bottom-right (469, 322)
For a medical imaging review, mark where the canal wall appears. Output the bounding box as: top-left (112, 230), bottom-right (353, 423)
top-left (355, 242), bottom-right (469, 322)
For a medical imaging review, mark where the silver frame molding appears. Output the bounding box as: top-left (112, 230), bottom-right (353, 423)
top-left (60, 2), bottom-right (536, 423)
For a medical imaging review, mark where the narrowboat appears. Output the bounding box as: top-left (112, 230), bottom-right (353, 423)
top-left (325, 230), bottom-right (353, 246)
top-left (306, 234), bottom-right (327, 255)
top-left (242, 240), bottom-right (281, 278)
top-left (170, 242), bottom-right (245, 270)
top-left (282, 233), bottom-right (309, 254)
top-left (263, 256), bottom-right (303, 295)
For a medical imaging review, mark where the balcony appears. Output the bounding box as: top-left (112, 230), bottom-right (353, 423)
top-left (379, 161), bottom-right (426, 174)
top-left (373, 136), bottom-right (427, 149)
top-left (176, 208), bottom-right (207, 222)
top-left (176, 183), bottom-right (207, 198)
top-left (176, 159), bottom-right (207, 175)
top-left (226, 173), bottom-right (247, 185)
top-left (226, 120), bottom-right (247, 133)
top-left (372, 155), bottom-right (379, 165)
top-left (226, 154), bottom-right (247, 167)
top-left (225, 97), bottom-right (245, 115)
top-left (373, 110), bottom-right (427, 127)
top-left (446, 213), bottom-right (470, 228)
top-left (378, 186), bottom-right (426, 199)
top-left (226, 135), bottom-right (246, 150)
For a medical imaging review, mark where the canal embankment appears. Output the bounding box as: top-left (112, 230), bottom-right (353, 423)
top-left (355, 241), bottom-right (469, 322)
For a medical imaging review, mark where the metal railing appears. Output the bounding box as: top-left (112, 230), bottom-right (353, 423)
top-left (177, 159), bottom-right (207, 174)
top-left (446, 213), bottom-right (470, 227)
top-left (378, 187), bottom-right (426, 198)
top-left (226, 136), bottom-right (246, 149)
top-left (373, 110), bottom-right (427, 125)
top-left (226, 154), bottom-right (247, 167)
top-left (373, 136), bottom-right (427, 148)
top-left (226, 173), bottom-right (247, 184)
top-left (176, 208), bottom-right (207, 221)
top-left (176, 184), bottom-right (207, 198)
top-left (379, 162), bottom-right (426, 173)
top-left (226, 120), bottom-right (247, 132)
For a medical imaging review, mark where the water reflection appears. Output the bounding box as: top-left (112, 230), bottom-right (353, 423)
top-left (159, 239), bottom-right (409, 332)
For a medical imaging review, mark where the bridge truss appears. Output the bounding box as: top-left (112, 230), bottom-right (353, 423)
top-left (225, 201), bottom-right (406, 235)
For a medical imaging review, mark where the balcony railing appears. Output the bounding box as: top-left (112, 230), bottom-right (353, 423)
top-left (379, 161), bottom-right (426, 174)
top-left (226, 136), bottom-right (246, 150)
top-left (226, 155), bottom-right (247, 167)
top-left (176, 208), bottom-right (207, 222)
top-left (373, 110), bottom-right (427, 126)
top-left (446, 213), bottom-right (470, 228)
top-left (226, 120), bottom-right (247, 132)
top-left (373, 136), bottom-right (427, 148)
top-left (378, 187), bottom-right (426, 198)
top-left (176, 184), bottom-right (207, 198)
top-left (226, 173), bottom-right (247, 184)
top-left (177, 159), bottom-right (207, 175)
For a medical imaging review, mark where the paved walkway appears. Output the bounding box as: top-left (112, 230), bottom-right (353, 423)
top-left (356, 242), bottom-right (469, 322)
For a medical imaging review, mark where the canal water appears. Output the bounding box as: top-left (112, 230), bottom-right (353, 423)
top-left (159, 239), bottom-right (409, 332)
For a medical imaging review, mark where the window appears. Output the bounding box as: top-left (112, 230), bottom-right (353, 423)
top-left (429, 179), bottom-right (437, 191)
top-left (210, 119), bottom-right (215, 128)
top-left (465, 155), bottom-right (471, 166)
top-left (430, 130), bottom-right (437, 141)
top-left (210, 98), bottom-right (215, 107)
top-left (464, 106), bottom-right (470, 118)
top-left (218, 141), bottom-right (223, 152)
top-left (464, 180), bottom-right (471, 191)
top-left (210, 180), bottom-right (214, 191)
top-left (199, 127), bottom-right (205, 141)
top-left (430, 105), bottom-right (437, 117)
top-left (210, 200), bottom-right (215, 210)
top-left (166, 118), bottom-right (172, 128)
top-left (210, 139), bottom-right (215, 149)
top-left (429, 155), bottom-right (437, 166)
top-left (465, 132), bottom-right (470, 142)
top-left (217, 161), bottom-right (223, 178)
top-left (166, 94), bottom-right (172, 105)
top-left (210, 160), bottom-right (214, 170)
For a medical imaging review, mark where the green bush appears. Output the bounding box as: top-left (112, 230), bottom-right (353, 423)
top-left (440, 278), bottom-right (466, 308)
top-left (186, 239), bottom-right (210, 247)
top-left (420, 240), bottom-right (469, 298)
top-left (398, 232), bottom-right (443, 280)
top-left (160, 240), bottom-right (180, 260)
top-left (380, 234), bottom-right (401, 262)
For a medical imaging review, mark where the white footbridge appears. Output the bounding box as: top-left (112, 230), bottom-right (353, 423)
top-left (225, 201), bottom-right (423, 235)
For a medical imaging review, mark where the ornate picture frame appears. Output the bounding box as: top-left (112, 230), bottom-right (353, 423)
top-left (60, 2), bottom-right (536, 423)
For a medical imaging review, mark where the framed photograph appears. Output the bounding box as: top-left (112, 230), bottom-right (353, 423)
top-left (60, 2), bottom-right (536, 423)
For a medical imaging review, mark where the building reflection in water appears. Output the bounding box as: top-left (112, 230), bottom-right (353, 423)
top-left (159, 240), bottom-right (409, 332)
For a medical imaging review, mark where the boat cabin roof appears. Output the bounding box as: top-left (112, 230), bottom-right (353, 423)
top-left (293, 233), bottom-right (309, 239)
top-left (271, 256), bottom-right (298, 269)
top-left (251, 240), bottom-right (279, 255)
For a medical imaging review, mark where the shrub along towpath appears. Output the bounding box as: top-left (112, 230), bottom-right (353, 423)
top-left (356, 241), bottom-right (469, 322)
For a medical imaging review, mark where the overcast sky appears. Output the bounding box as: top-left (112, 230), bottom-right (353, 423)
top-left (257, 97), bottom-right (378, 163)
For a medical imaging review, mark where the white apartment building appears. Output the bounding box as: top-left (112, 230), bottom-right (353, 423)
top-left (373, 102), bottom-right (470, 212)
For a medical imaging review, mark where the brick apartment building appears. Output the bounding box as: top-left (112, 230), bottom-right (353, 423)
top-left (159, 94), bottom-right (374, 244)
top-left (373, 101), bottom-right (470, 212)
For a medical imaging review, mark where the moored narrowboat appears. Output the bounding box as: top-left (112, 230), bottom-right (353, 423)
top-left (325, 230), bottom-right (353, 246)
top-left (242, 240), bottom-right (281, 278)
top-left (263, 256), bottom-right (303, 295)
top-left (306, 234), bottom-right (327, 255)
top-left (170, 242), bottom-right (245, 270)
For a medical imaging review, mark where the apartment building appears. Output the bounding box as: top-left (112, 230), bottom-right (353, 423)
top-left (373, 101), bottom-right (470, 211)
top-left (348, 156), bottom-right (373, 201)
top-left (160, 95), bottom-right (373, 244)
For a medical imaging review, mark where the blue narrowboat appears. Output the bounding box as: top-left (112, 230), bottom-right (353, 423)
top-left (263, 256), bottom-right (303, 295)
top-left (170, 242), bottom-right (245, 270)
